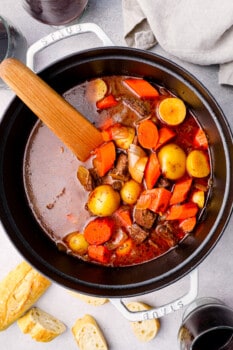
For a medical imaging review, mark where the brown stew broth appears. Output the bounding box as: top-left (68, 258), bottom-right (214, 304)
top-left (23, 76), bottom-right (211, 267)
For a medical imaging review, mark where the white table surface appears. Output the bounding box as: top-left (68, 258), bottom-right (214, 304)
top-left (1, 1), bottom-right (233, 349)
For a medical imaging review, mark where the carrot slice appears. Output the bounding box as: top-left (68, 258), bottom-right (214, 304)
top-left (88, 245), bottom-right (111, 264)
top-left (96, 94), bottom-right (118, 109)
top-left (124, 78), bottom-right (159, 98)
top-left (165, 202), bottom-right (198, 220)
top-left (137, 120), bottom-right (159, 149)
top-left (113, 206), bottom-right (133, 227)
top-left (179, 216), bottom-right (197, 233)
top-left (136, 188), bottom-right (172, 214)
top-left (144, 153), bottom-right (161, 189)
top-left (94, 141), bottom-right (116, 177)
top-left (84, 217), bottom-right (114, 245)
top-left (194, 128), bottom-right (208, 149)
top-left (149, 188), bottom-right (172, 213)
top-left (135, 191), bottom-right (152, 210)
top-left (116, 238), bottom-right (133, 256)
top-left (170, 177), bottom-right (193, 205)
top-left (154, 127), bottom-right (176, 150)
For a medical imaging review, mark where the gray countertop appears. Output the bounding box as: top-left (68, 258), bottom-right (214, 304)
top-left (0, 1), bottom-right (233, 349)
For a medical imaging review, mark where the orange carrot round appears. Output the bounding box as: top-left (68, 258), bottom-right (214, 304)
top-left (88, 245), bottom-right (111, 264)
top-left (84, 217), bottom-right (114, 245)
top-left (137, 120), bottom-right (159, 149)
top-left (116, 238), bottom-right (133, 256)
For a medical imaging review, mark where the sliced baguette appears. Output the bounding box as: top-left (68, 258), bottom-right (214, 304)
top-left (69, 291), bottom-right (108, 306)
top-left (72, 314), bottom-right (108, 350)
top-left (17, 307), bottom-right (66, 342)
top-left (0, 261), bottom-right (51, 330)
top-left (127, 301), bottom-right (160, 342)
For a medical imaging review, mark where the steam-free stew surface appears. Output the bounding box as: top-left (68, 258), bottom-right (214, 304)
top-left (24, 76), bottom-right (211, 267)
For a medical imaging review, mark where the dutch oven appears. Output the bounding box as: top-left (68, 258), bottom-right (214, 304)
top-left (0, 31), bottom-right (233, 300)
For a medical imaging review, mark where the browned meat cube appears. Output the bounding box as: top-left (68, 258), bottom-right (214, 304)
top-left (150, 223), bottom-right (177, 249)
top-left (110, 153), bottom-right (130, 181)
top-left (133, 208), bottom-right (157, 229)
top-left (157, 177), bottom-right (171, 189)
top-left (129, 223), bottom-right (149, 244)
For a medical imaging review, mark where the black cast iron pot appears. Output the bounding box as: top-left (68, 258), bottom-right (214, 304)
top-left (0, 47), bottom-right (233, 297)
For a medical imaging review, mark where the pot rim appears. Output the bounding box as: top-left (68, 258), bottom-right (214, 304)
top-left (0, 47), bottom-right (233, 297)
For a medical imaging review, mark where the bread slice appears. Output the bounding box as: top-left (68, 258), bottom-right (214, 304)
top-left (17, 307), bottom-right (66, 342)
top-left (68, 291), bottom-right (108, 306)
top-left (72, 314), bottom-right (108, 350)
top-left (0, 261), bottom-right (51, 330)
top-left (126, 301), bottom-right (160, 342)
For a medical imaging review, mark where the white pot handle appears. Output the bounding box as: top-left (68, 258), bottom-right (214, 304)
top-left (110, 269), bottom-right (198, 321)
top-left (26, 23), bottom-right (114, 71)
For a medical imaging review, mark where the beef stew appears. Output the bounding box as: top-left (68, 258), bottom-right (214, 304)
top-left (23, 75), bottom-right (211, 267)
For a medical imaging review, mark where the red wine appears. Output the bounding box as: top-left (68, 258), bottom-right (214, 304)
top-left (23, 0), bottom-right (88, 25)
top-left (179, 300), bottom-right (233, 350)
top-left (193, 329), bottom-right (233, 350)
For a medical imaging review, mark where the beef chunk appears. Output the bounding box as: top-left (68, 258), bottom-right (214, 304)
top-left (157, 177), bottom-right (171, 189)
top-left (110, 153), bottom-right (130, 181)
top-left (89, 167), bottom-right (103, 187)
top-left (150, 222), bottom-right (177, 249)
top-left (133, 208), bottom-right (157, 229)
top-left (122, 96), bottom-right (151, 117)
top-left (130, 223), bottom-right (149, 244)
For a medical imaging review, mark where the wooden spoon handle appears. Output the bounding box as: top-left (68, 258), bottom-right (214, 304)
top-left (0, 58), bottom-right (103, 161)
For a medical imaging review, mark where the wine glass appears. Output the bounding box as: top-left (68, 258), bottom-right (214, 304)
top-left (22, 0), bottom-right (89, 26)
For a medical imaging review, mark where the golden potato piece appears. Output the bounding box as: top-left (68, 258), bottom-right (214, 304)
top-left (158, 97), bottom-right (186, 126)
top-left (120, 179), bottom-right (142, 204)
top-left (87, 185), bottom-right (120, 216)
top-left (65, 232), bottom-right (89, 255)
top-left (158, 143), bottom-right (186, 180)
top-left (186, 150), bottom-right (210, 178)
top-left (86, 78), bottom-right (108, 102)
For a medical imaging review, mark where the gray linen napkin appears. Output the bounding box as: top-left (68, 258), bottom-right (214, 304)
top-left (122, 0), bottom-right (233, 85)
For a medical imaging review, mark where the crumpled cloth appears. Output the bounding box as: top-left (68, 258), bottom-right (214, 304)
top-left (122, 0), bottom-right (233, 85)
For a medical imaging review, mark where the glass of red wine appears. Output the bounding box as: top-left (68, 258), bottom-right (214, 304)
top-left (22, 0), bottom-right (89, 26)
top-left (178, 298), bottom-right (233, 350)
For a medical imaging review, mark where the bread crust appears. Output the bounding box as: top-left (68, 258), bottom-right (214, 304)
top-left (68, 291), bottom-right (108, 306)
top-left (72, 314), bottom-right (108, 350)
top-left (127, 301), bottom-right (160, 342)
top-left (17, 307), bottom-right (66, 342)
top-left (0, 261), bottom-right (51, 330)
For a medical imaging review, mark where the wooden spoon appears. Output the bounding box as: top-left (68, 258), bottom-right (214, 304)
top-left (0, 58), bottom-right (103, 161)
